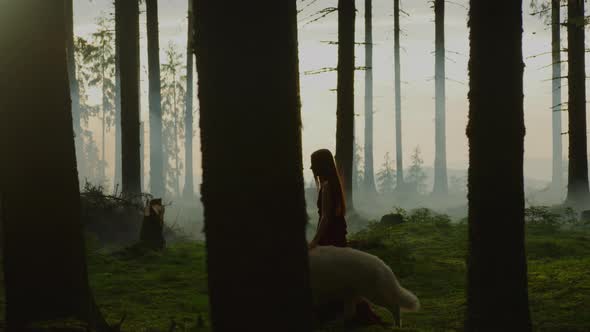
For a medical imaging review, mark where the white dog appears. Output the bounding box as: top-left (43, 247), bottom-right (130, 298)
top-left (309, 245), bottom-right (420, 326)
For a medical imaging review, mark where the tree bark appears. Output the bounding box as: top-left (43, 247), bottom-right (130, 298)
top-left (565, 0), bottom-right (589, 206)
top-left (118, 0), bottom-right (142, 197)
top-left (183, 0), bottom-right (195, 199)
top-left (194, 0), bottom-right (313, 330)
top-left (114, 0), bottom-right (123, 192)
top-left (432, 0), bottom-right (448, 195)
top-left (551, 0), bottom-right (563, 192)
top-left (394, 0), bottom-right (404, 188)
top-left (335, 0), bottom-right (355, 210)
top-left (363, 0), bottom-right (377, 194)
top-left (0, 1), bottom-right (108, 329)
top-left (465, 0), bottom-right (532, 330)
top-left (146, 0), bottom-right (164, 198)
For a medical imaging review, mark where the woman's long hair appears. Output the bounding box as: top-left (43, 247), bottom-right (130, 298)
top-left (311, 149), bottom-right (346, 215)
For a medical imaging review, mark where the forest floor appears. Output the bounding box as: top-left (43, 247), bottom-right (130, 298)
top-left (0, 210), bottom-right (589, 331)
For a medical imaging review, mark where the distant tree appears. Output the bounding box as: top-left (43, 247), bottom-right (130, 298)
top-left (363, 0), bottom-right (377, 193)
top-left (394, 0), bottom-right (405, 189)
top-left (117, 0), bottom-right (142, 198)
top-left (114, 0), bottom-right (122, 191)
top-left (194, 0), bottom-right (313, 330)
top-left (335, 0), bottom-right (356, 211)
top-left (406, 146), bottom-right (427, 194)
top-left (146, 0), bottom-right (165, 198)
top-left (465, 0), bottom-right (532, 330)
top-left (0, 1), bottom-right (110, 329)
top-left (565, 0), bottom-right (589, 206)
top-left (432, 0), bottom-right (448, 195)
top-left (353, 143), bottom-right (364, 191)
top-left (74, 36), bottom-right (104, 185)
top-left (449, 174), bottom-right (467, 195)
top-left (161, 43), bottom-right (186, 198)
top-left (80, 14), bottom-right (116, 182)
top-left (377, 152), bottom-right (396, 194)
top-left (183, 0), bottom-right (196, 199)
top-left (530, 0), bottom-right (565, 191)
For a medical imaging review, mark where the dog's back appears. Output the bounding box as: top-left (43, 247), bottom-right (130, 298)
top-left (309, 246), bottom-right (420, 312)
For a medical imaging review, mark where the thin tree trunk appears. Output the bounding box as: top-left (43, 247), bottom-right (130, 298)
top-left (146, 0), bottom-right (164, 198)
top-left (465, 0), bottom-right (532, 330)
top-left (101, 66), bottom-right (108, 182)
top-left (183, 0), bottom-right (195, 199)
top-left (0, 1), bottom-right (109, 329)
top-left (118, 0), bottom-right (142, 197)
top-left (66, 0), bottom-right (84, 182)
top-left (394, 0), bottom-right (404, 188)
top-left (115, 0), bottom-right (122, 192)
top-left (433, 0), bottom-right (448, 195)
top-left (335, 0), bottom-right (355, 211)
top-left (565, 0), bottom-right (589, 206)
top-left (194, 0), bottom-right (313, 330)
top-left (551, 0), bottom-right (563, 192)
top-left (363, 0), bottom-right (376, 194)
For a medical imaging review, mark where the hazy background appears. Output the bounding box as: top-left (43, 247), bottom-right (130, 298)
top-left (73, 0), bottom-right (577, 197)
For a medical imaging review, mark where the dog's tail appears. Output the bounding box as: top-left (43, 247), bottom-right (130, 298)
top-left (396, 286), bottom-right (420, 312)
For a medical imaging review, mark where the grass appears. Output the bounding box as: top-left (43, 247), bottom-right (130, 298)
top-left (0, 211), bottom-right (589, 331)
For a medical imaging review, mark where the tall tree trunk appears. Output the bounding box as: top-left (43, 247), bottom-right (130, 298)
top-left (551, 0), bottom-right (563, 192)
top-left (465, 0), bottom-right (532, 330)
top-left (146, 0), bottom-right (164, 198)
top-left (101, 69), bottom-right (108, 182)
top-left (363, 0), bottom-right (376, 194)
top-left (66, 0), bottom-right (84, 183)
top-left (565, 0), bottom-right (589, 206)
top-left (335, 0), bottom-right (355, 210)
top-left (118, 0), bottom-right (142, 197)
top-left (0, 1), bottom-right (109, 329)
top-left (194, 0), bottom-right (313, 330)
top-left (114, 0), bottom-right (123, 192)
top-left (183, 0), bottom-right (195, 199)
top-left (433, 0), bottom-right (448, 195)
top-left (394, 0), bottom-right (404, 188)
top-left (140, 121), bottom-right (144, 192)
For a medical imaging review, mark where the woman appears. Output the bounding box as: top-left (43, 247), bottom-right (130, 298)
top-left (308, 149), bottom-right (347, 249)
top-left (308, 149), bottom-right (382, 325)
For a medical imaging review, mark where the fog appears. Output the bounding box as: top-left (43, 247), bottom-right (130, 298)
top-left (70, 0), bottom-right (586, 238)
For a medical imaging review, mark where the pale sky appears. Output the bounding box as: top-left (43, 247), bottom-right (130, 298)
top-left (73, 0), bottom-right (580, 191)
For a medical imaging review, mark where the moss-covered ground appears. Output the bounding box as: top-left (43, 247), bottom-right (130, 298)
top-left (0, 210), bottom-right (589, 331)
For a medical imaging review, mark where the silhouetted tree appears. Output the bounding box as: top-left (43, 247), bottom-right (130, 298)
top-left (335, 0), bottom-right (355, 211)
top-left (0, 1), bottom-right (109, 329)
top-left (432, 0), bottom-right (448, 195)
top-left (114, 0), bottom-right (127, 191)
top-left (184, 0), bottom-right (195, 199)
top-left (406, 146), bottom-right (427, 194)
top-left (118, 0), bottom-right (142, 197)
top-left (66, 0), bottom-right (85, 179)
top-left (530, 0), bottom-right (565, 192)
top-left (565, 0), bottom-right (589, 206)
top-left (394, 0), bottom-right (404, 189)
top-left (194, 0), bottom-right (313, 330)
top-left (465, 0), bottom-right (532, 330)
top-left (363, 0), bottom-right (377, 194)
top-left (146, 0), bottom-right (165, 198)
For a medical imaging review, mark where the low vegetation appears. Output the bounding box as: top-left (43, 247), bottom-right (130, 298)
top-left (0, 206), bottom-right (588, 331)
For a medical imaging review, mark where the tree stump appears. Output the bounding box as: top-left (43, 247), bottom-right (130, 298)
top-left (139, 198), bottom-right (165, 250)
